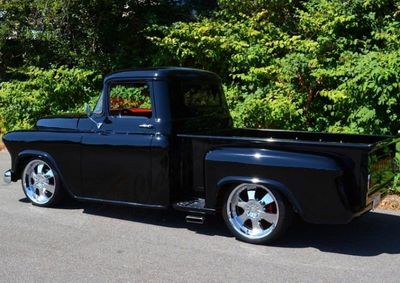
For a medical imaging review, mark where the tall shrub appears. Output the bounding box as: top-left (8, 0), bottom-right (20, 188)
top-left (0, 66), bottom-right (101, 131)
top-left (148, 0), bottom-right (400, 135)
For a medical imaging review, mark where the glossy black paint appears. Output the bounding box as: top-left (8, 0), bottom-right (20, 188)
top-left (3, 67), bottom-right (398, 224)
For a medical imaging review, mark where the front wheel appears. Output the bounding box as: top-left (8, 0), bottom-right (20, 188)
top-left (21, 159), bottom-right (64, 207)
top-left (222, 183), bottom-right (293, 244)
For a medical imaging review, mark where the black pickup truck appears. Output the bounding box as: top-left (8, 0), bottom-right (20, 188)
top-left (3, 67), bottom-right (399, 244)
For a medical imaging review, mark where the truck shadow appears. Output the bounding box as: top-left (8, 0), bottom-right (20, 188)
top-left (55, 197), bottom-right (233, 237)
top-left (30, 197), bottom-right (400, 257)
top-left (276, 211), bottom-right (400, 256)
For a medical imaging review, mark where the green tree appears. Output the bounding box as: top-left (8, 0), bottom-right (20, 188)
top-left (0, 66), bottom-right (101, 131)
top-left (0, 0), bottom-right (209, 78)
top-left (149, 0), bottom-right (400, 135)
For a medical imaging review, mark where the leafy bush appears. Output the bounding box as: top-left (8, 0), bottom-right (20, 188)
top-left (0, 0), bottom-right (203, 75)
top-left (109, 84), bottom-right (151, 109)
top-left (149, 0), bottom-right (400, 135)
top-left (0, 66), bottom-right (101, 131)
top-left (394, 143), bottom-right (400, 193)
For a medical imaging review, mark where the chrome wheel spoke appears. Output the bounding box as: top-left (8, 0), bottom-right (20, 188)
top-left (37, 164), bottom-right (44, 174)
top-left (247, 189), bottom-right (256, 201)
top-left (251, 218), bottom-right (263, 232)
top-left (43, 183), bottom-right (55, 194)
top-left (31, 171), bottom-right (38, 181)
top-left (232, 193), bottom-right (247, 209)
top-left (236, 200), bottom-right (247, 209)
top-left (259, 193), bottom-right (274, 206)
top-left (259, 211), bottom-right (278, 224)
top-left (237, 212), bottom-right (249, 224)
top-left (43, 169), bottom-right (54, 180)
top-left (37, 193), bottom-right (46, 202)
top-left (32, 188), bottom-right (39, 199)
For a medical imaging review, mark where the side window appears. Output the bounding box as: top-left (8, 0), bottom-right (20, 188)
top-left (108, 82), bottom-right (152, 118)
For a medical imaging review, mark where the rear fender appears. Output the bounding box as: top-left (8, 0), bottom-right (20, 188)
top-left (204, 147), bottom-right (352, 224)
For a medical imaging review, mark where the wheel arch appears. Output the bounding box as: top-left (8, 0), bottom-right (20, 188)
top-left (216, 176), bottom-right (303, 216)
top-left (14, 150), bottom-right (74, 197)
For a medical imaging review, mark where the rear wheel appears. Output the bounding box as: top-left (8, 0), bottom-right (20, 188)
top-left (222, 183), bottom-right (293, 244)
top-left (21, 159), bottom-right (64, 207)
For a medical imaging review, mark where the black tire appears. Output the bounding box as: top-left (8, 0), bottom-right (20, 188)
top-left (21, 158), bottom-right (64, 207)
top-left (222, 183), bottom-right (293, 245)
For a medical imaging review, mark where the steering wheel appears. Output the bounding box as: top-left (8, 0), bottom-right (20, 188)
top-left (120, 108), bottom-right (132, 116)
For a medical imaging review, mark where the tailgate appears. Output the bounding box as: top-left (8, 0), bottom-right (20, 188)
top-left (367, 136), bottom-right (399, 197)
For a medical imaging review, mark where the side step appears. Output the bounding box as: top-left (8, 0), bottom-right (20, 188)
top-left (172, 198), bottom-right (215, 214)
top-left (185, 215), bottom-right (205, 224)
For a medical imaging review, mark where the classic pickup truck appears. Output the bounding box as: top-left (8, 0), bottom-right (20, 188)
top-left (3, 67), bottom-right (399, 244)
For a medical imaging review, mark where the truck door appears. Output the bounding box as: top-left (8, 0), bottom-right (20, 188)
top-left (80, 80), bottom-right (158, 205)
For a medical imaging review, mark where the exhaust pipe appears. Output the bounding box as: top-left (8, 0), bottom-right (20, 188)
top-left (185, 215), bottom-right (205, 224)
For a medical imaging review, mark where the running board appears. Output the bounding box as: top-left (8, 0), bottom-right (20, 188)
top-left (173, 198), bottom-right (215, 214)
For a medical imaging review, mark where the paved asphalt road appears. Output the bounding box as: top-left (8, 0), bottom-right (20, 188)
top-left (1, 152), bottom-right (400, 283)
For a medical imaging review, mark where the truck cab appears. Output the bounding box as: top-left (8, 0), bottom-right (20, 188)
top-left (74, 68), bottom-right (232, 206)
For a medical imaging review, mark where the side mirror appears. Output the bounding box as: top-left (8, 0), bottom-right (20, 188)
top-left (84, 103), bottom-right (91, 116)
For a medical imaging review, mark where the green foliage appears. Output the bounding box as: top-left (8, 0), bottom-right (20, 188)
top-left (0, 66), bottom-right (101, 131)
top-left (315, 50), bottom-right (400, 134)
top-left (393, 142), bottom-right (400, 193)
top-left (2, 0), bottom-right (399, 135)
top-left (225, 85), bottom-right (303, 129)
top-left (0, 0), bottom-right (211, 128)
top-left (149, 0), bottom-right (400, 135)
top-left (110, 84), bottom-right (151, 109)
top-left (0, 0), bottom-right (207, 75)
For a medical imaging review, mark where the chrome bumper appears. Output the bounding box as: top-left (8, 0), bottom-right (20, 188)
top-left (3, 170), bottom-right (12, 184)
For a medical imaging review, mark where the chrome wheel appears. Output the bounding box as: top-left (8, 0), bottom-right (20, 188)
top-left (22, 160), bottom-right (56, 205)
top-left (226, 183), bottom-right (279, 240)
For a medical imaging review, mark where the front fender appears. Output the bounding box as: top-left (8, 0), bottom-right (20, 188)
top-left (13, 150), bottom-right (75, 197)
top-left (3, 130), bottom-right (82, 196)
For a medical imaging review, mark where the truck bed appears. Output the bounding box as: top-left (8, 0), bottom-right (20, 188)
top-left (176, 128), bottom-right (397, 218)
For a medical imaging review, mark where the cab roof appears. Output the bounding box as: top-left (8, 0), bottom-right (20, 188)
top-left (105, 67), bottom-right (220, 81)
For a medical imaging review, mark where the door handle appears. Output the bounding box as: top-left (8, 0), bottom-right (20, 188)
top-left (138, 123), bottom-right (154, 129)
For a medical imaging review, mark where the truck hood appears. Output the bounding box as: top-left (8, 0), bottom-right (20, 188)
top-left (36, 113), bottom-right (85, 130)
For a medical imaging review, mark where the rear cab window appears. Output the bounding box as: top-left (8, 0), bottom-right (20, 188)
top-left (169, 79), bottom-right (227, 118)
top-left (168, 76), bottom-right (231, 131)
